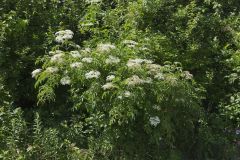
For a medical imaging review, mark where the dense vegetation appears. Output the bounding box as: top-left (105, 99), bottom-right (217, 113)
top-left (0, 0), bottom-right (239, 159)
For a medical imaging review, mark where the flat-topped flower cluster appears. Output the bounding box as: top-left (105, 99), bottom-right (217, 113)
top-left (55, 30), bottom-right (74, 43)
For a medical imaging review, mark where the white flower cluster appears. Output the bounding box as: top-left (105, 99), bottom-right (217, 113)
top-left (105, 55), bottom-right (120, 64)
top-left (86, 0), bottom-right (102, 4)
top-left (70, 62), bottom-right (82, 68)
top-left (182, 71), bottom-right (193, 80)
top-left (154, 73), bottom-right (165, 80)
top-left (125, 75), bottom-right (145, 86)
top-left (70, 51), bottom-right (81, 58)
top-left (51, 53), bottom-right (64, 63)
top-left (81, 23), bottom-right (94, 27)
top-left (106, 75), bottom-right (115, 81)
top-left (102, 82), bottom-right (115, 90)
top-left (60, 76), bottom-right (71, 85)
top-left (49, 50), bottom-right (64, 55)
top-left (85, 71), bottom-right (101, 79)
top-left (55, 30), bottom-right (74, 43)
top-left (127, 58), bottom-right (152, 69)
top-left (166, 76), bottom-right (178, 85)
top-left (46, 67), bottom-right (59, 73)
top-left (32, 69), bottom-right (42, 78)
top-left (32, 66), bottom-right (58, 79)
top-left (144, 77), bottom-right (153, 84)
top-left (236, 129), bottom-right (240, 135)
top-left (97, 43), bottom-right (116, 53)
top-left (125, 75), bottom-right (152, 86)
top-left (82, 57), bottom-right (93, 63)
top-left (149, 116), bottom-right (160, 127)
top-left (140, 47), bottom-right (149, 51)
top-left (118, 91), bottom-right (131, 99)
top-left (153, 105), bottom-right (161, 110)
top-left (123, 91), bottom-right (131, 97)
top-left (81, 48), bottom-right (91, 54)
top-left (122, 40), bottom-right (138, 48)
top-left (147, 64), bottom-right (162, 74)
top-left (75, 45), bottom-right (81, 49)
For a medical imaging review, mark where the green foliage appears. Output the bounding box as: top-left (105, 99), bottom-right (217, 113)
top-left (0, 0), bottom-right (87, 107)
top-left (0, 0), bottom-right (239, 159)
top-left (0, 105), bottom-right (88, 159)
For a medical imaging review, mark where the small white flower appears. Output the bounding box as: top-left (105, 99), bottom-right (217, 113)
top-left (236, 129), bottom-right (240, 135)
top-left (106, 75), bottom-right (115, 81)
top-left (55, 30), bottom-right (64, 36)
top-left (97, 43), bottom-right (116, 53)
top-left (51, 53), bottom-right (64, 63)
top-left (147, 64), bottom-right (162, 74)
top-left (105, 56), bottom-right (120, 64)
top-left (55, 30), bottom-right (74, 43)
top-left (127, 59), bottom-right (152, 68)
top-left (118, 91), bottom-right (131, 99)
top-left (55, 30), bottom-right (73, 36)
top-left (182, 71), bottom-right (193, 80)
top-left (123, 91), bottom-right (131, 97)
top-left (64, 30), bottom-right (74, 35)
top-left (55, 36), bottom-right (64, 43)
top-left (70, 51), bottom-right (81, 58)
top-left (122, 40), bottom-right (138, 48)
top-left (49, 51), bottom-right (55, 55)
top-left (85, 71), bottom-right (101, 79)
top-left (27, 145), bottom-right (33, 152)
top-left (82, 57), bottom-right (93, 63)
top-left (49, 50), bottom-right (64, 55)
top-left (127, 44), bottom-right (136, 48)
top-left (31, 69), bottom-right (42, 78)
top-left (118, 95), bottom-right (123, 99)
top-left (140, 47), bottom-right (149, 51)
top-left (46, 67), bottom-right (59, 73)
top-left (129, 59), bottom-right (143, 64)
top-left (102, 82), bottom-right (115, 90)
top-left (122, 40), bottom-right (138, 45)
top-left (62, 34), bottom-right (73, 40)
top-left (55, 50), bottom-right (64, 54)
top-left (149, 116), bottom-right (160, 127)
top-left (86, 0), bottom-right (102, 3)
top-left (136, 59), bottom-right (152, 64)
top-left (166, 76), bottom-right (178, 85)
top-left (70, 62), bottom-right (82, 68)
top-left (144, 77), bottom-right (153, 84)
top-left (144, 60), bottom-right (153, 64)
top-left (154, 73), bottom-right (165, 80)
top-left (60, 76), bottom-right (71, 85)
top-left (145, 38), bottom-right (150, 41)
top-left (64, 70), bottom-right (68, 74)
top-left (81, 48), bottom-right (91, 53)
top-left (127, 60), bottom-right (141, 68)
top-left (125, 75), bottom-right (144, 86)
top-left (153, 105), bottom-right (160, 110)
top-left (81, 23), bottom-right (94, 27)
